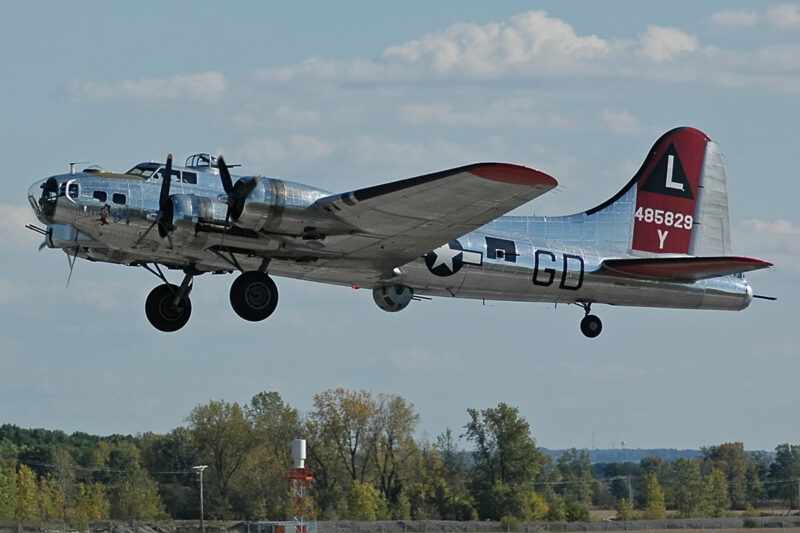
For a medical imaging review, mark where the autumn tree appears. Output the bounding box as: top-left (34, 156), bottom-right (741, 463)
top-left (372, 394), bottom-right (419, 507)
top-left (38, 476), bottom-right (66, 522)
top-left (346, 481), bottom-right (387, 520)
top-left (68, 484), bottom-right (109, 528)
top-left (309, 388), bottom-right (378, 484)
top-left (189, 399), bottom-right (256, 516)
top-left (702, 442), bottom-right (748, 509)
top-left (15, 464), bottom-right (38, 522)
top-left (0, 463), bottom-right (16, 520)
top-left (643, 472), bottom-right (666, 519)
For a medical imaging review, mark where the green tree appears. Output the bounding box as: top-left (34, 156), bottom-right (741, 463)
top-left (615, 498), bottom-right (634, 521)
top-left (372, 395), bottom-right (419, 505)
top-left (346, 482), bottom-right (385, 520)
top-left (309, 388), bottom-right (379, 484)
top-left (463, 402), bottom-right (545, 519)
top-left (15, 464), bottom-right (38, 522)
top-left (768, 444), bottom-right (800, 506)
top-left (38, 476), bottom-right (66, 522)
top-left (0, 463), bottom-right (16, 520)
top-left (703, 467), bottom-right (730, 517)
top-left (643, 472), bottom-right (666, 519)
top-left (111, 467), bottom-right (166, 520)
top-left (702, 442), bottom-right (748, 509)
top-left (68, 483), bottom-right (109, 528)
top-left (672, 459), bottom-right (704, 517)
top-left (556, 449), bottom-right (594, 505)
top-left (189, 399), bottom-right (256, 516)
top-left (230, 392), bottom-right (300, 520)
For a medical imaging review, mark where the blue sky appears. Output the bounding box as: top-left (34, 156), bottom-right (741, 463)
top-left (1, 2), bottom-right (798, 450)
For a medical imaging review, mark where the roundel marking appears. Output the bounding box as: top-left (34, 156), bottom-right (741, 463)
top-left (425, 240), bottom-right (464, 277)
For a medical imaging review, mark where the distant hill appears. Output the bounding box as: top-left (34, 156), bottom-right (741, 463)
top-left (541, 448), bottom-right (703, 464)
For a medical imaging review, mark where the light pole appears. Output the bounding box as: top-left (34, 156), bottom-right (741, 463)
top-left (193, 465), bottom-right (208, 533)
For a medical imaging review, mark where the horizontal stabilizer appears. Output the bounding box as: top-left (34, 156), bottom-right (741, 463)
top-left (598, 256), bottom-right (772, 282)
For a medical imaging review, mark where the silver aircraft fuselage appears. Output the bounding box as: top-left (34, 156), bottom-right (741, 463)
top-left (27, 166), bottom-right (752, 313)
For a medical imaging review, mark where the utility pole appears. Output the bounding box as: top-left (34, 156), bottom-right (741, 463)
top-left (193, 465), bottom-right (208, 533)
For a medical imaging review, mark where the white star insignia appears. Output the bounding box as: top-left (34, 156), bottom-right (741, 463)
top-left (431, 244), bottom-right (462, 272)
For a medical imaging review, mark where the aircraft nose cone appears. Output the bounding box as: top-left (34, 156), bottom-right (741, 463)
top-left (28, 177), bottom-right (59, 222)
top-left (27, 179), bottom-right (46, 214)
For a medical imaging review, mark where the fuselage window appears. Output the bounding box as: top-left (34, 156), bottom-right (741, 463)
top-left (112, 193), bottom-right (126, 205)
top-left (93, 191), bottom-right (107, 202)
top-left (181, 171), bottom-right (197, 184)
top-left (68, 183), bottom-right (80, 200)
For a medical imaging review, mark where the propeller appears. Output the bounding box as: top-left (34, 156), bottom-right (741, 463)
top-left (217, 154), bottom-right (256, 226)
top-left (133, 154), bottom-right (175, 249)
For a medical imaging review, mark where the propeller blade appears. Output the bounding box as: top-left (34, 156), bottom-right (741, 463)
top-left (217, 155), bottom-right (234, 194)
top-left (159, 153), bottom-right (173, 212)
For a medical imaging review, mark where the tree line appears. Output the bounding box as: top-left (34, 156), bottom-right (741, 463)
top-left (0, 389), bottom-right (798, 525)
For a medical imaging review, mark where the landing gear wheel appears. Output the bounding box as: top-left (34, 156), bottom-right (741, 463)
top-left (230, 272), bottom-right (279, 321)
top-left (580, 314), bottom-right (603, 338)
top-left (145, 283), bottom-right (192, 332)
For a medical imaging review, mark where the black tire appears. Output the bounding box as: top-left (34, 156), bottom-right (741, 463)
top-left (145, 284), bottom-right (192, 332)
top-left (580, 314), bottom-right (603, 338)
top-left (230, 272), bottom-right (279, 321)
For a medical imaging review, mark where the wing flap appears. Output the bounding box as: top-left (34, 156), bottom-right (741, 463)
top-left (598, 256), bottom-right (773, 282)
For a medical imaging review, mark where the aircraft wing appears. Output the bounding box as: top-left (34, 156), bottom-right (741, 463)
top-left (598, 256), bottom-right (772, 282)
top-left (311, 162), bottom-right (557, 270)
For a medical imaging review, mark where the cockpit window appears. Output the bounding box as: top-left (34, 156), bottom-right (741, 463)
top-left (181, 171), bottom-right (197, 184)
top-left (126, 163), bottom-right (160, 177)
top-left (154, 168), bottom-right (181, 181)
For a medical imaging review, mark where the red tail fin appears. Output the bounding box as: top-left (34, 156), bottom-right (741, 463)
top-left (630, 127), bottom-right (709, 254)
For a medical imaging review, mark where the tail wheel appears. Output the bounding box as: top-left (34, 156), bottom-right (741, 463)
top-left (145, 283), bottom-right (192, 332)
top-left (580, 314), bottom-right (602, 338)
top-left (230, 272), bottom-right (279, 321)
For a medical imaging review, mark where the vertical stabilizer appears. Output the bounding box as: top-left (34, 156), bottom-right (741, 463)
top-left (689, 141), bottom-right (732, 255)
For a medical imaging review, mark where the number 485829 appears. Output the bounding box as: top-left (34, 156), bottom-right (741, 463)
top-left (634, 207), bottom-right (693, 230)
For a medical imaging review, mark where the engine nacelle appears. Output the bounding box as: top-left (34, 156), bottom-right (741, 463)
top-left (372, 285), bottom-right (414, 312)
top-left (230, 177), bottom-right (278, 232)
top-left (169, 194), bottom-right (228, 246)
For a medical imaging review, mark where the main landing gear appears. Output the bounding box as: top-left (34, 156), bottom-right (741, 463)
top-left (578, 302), bottom-right (602, 338)
top-left (141, 263), bottom-right (281, 332)
top-left (229, 271), bottom-right (279, 321)
top-left (144, 267), bottom-right (194, 333)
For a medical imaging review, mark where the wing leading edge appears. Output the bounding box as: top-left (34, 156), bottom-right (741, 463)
top-left (311, 163), bottom-right (557, 269)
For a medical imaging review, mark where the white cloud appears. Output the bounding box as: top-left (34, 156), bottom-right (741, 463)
top-left (710, 10), bottom-right (760, 28)
top-left (0, 203), bottom-right (38, 246)
top-left (232, 105), bottom-right (321, 130)
top-left (67, 71), bottom-right (227, 102)
top-left (766, 4), bottom-right (800, 29)
top-left (737, 219), bottom-right (800, 272)
top-left (600, 109), bottom-right (641, 134)
top-left (639, 26), bottom-right (699, 62)
top-left (234, 134), bottom-right (334, 169)
top-left (383, 11), bottom-right (610, 76)
top-left (399, 98), bottom-right (572, 129)
top-left (251, 10), bottom-right (800, 94)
